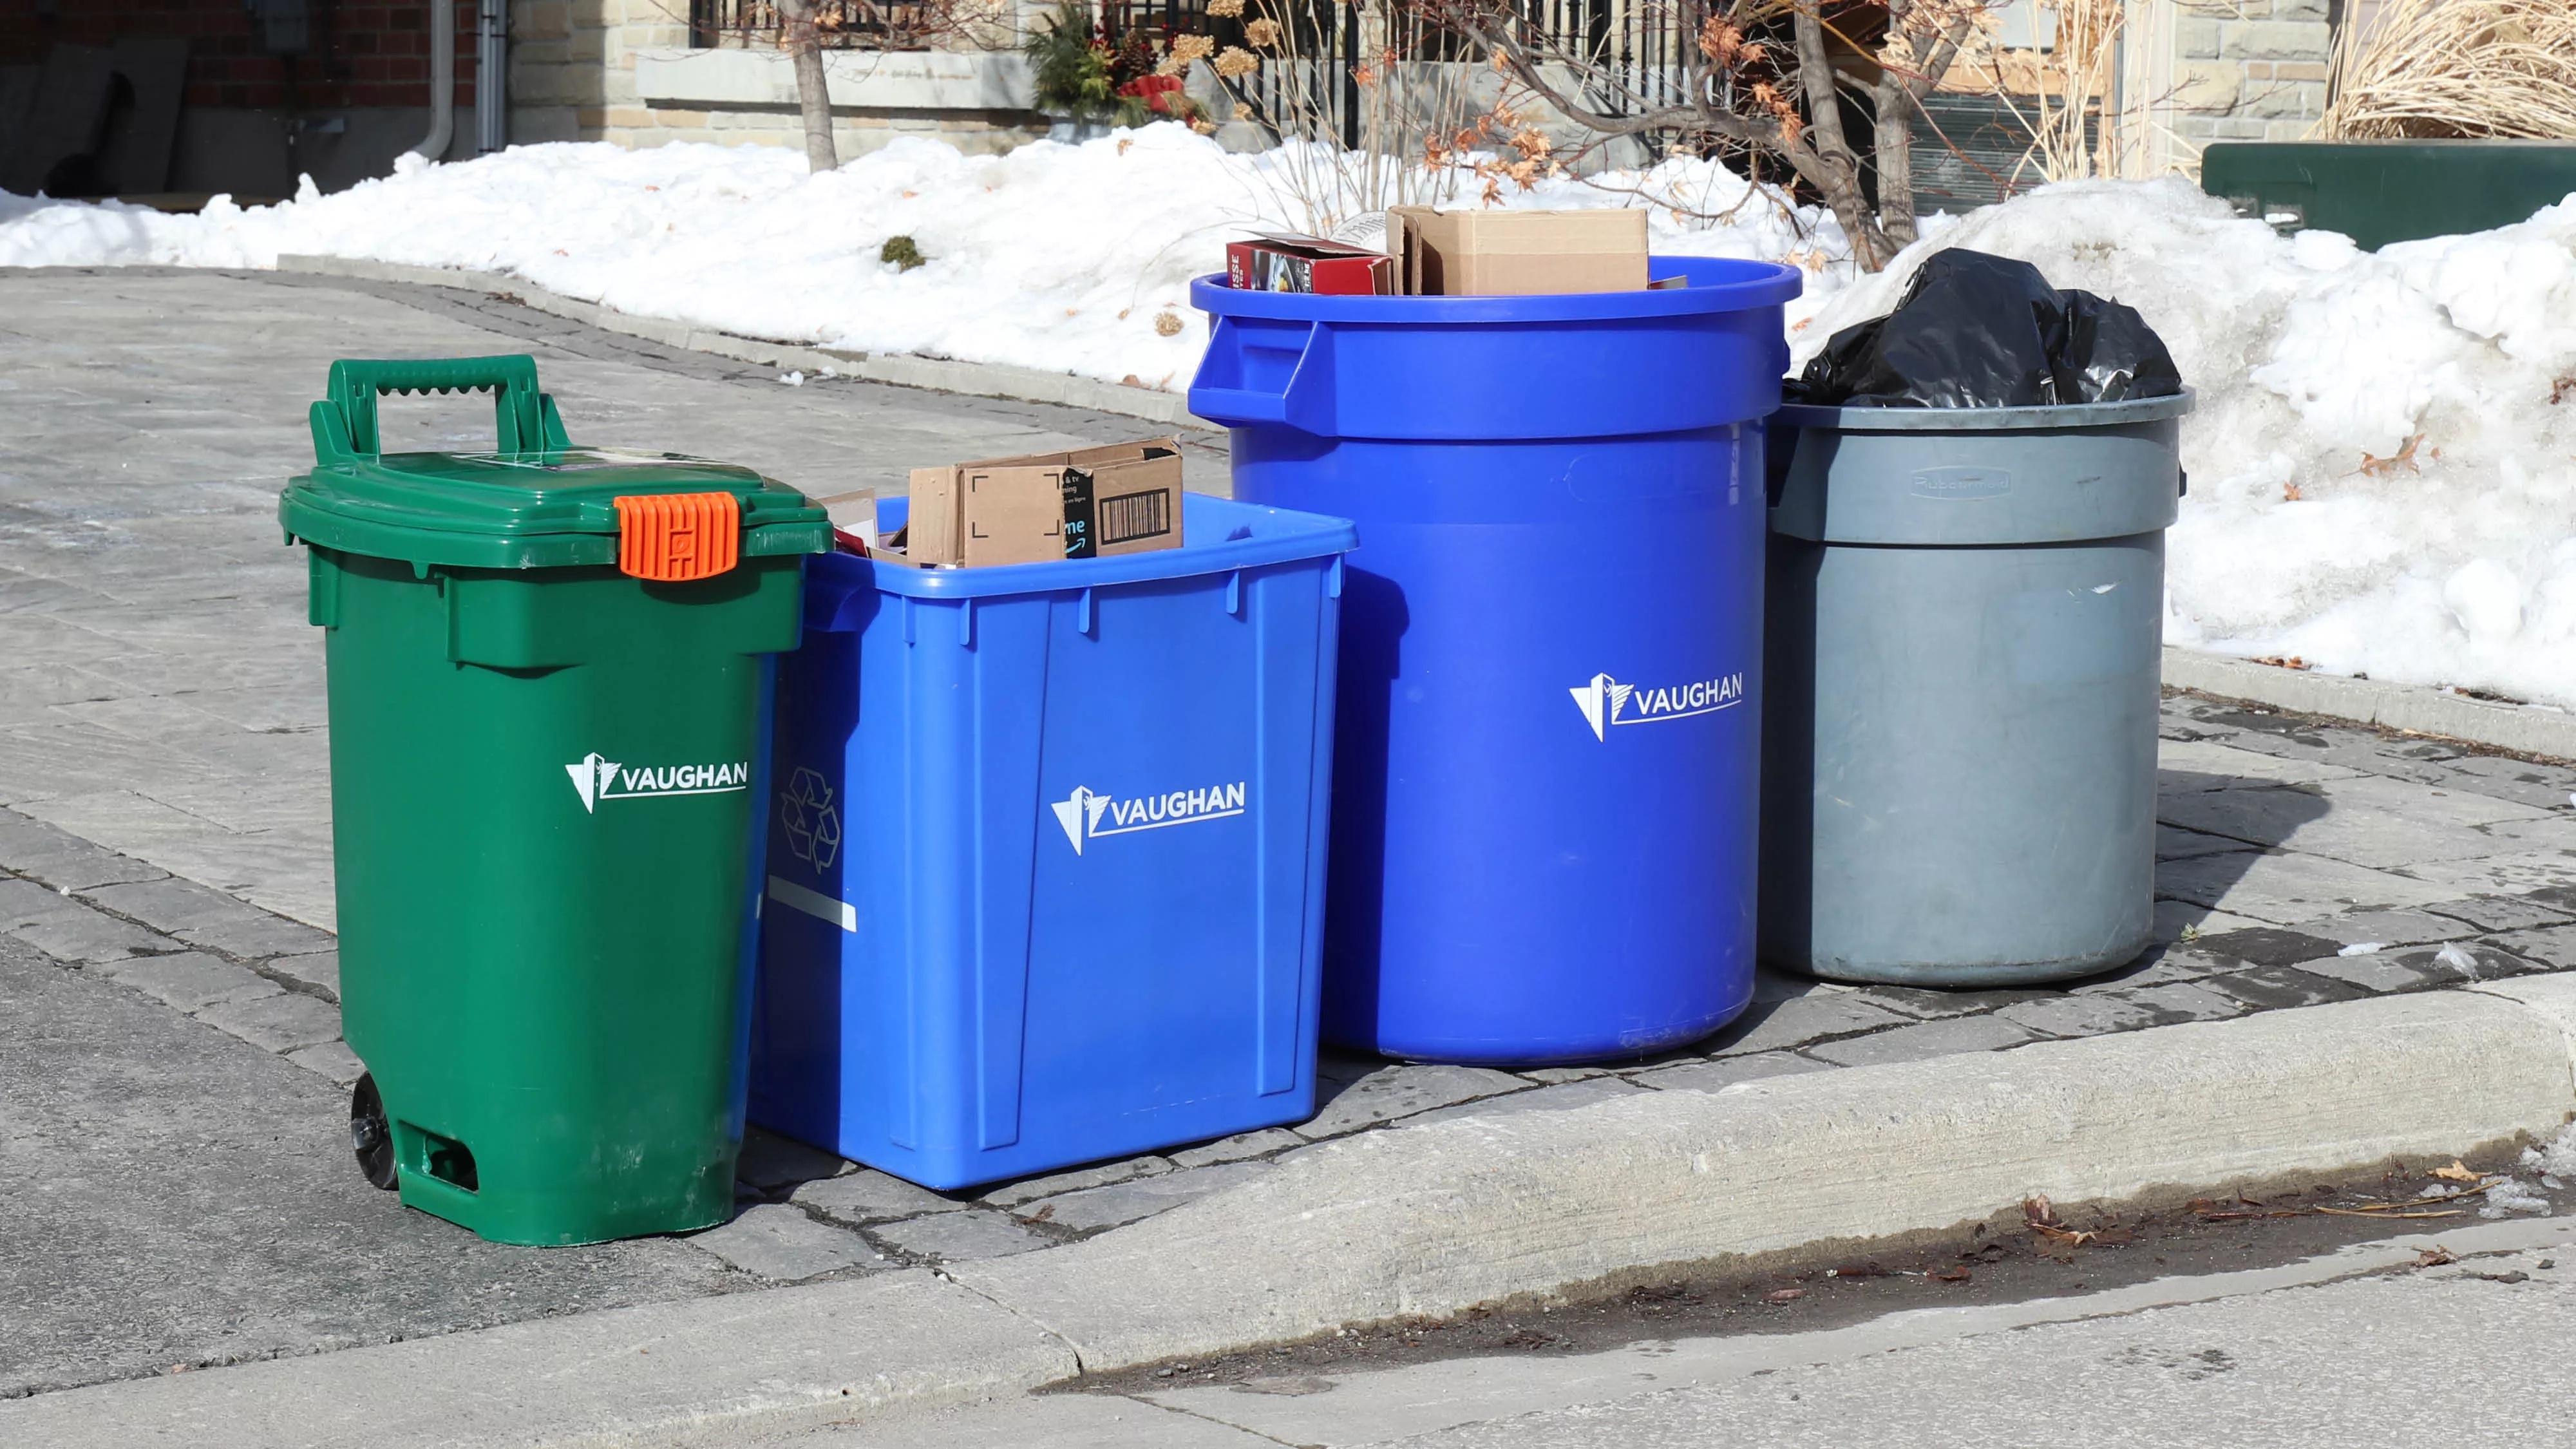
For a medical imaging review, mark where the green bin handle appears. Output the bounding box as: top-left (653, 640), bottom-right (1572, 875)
top-left (310, 355), bottom-right (573, 464)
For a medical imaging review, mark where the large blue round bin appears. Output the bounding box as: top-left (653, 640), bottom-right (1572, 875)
top-left (1189, 256), bottom-right (1801, 1065)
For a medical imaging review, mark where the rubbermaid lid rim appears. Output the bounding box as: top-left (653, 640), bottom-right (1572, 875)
top-left (1771, 388), bottom-right (2197, 431)
top-left (1189, 256), bottom-right (1803, 323)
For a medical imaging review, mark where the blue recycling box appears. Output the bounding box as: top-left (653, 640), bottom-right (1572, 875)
top-left (749, 493), bottom-right (1355, 1189)
top-left (1191, 256), bottom-right (1801, 1065)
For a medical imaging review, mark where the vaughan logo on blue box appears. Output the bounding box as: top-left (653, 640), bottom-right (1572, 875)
top-left (1568, 669), bottom-right (1747, 742)
top-left (1052, 781), bottom-right (1248, 855)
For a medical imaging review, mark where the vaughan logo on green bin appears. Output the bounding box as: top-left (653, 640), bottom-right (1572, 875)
top-left (1050, 781), bottom-right (1247, 855)
top-left (1568, 670), bottom-right (1747, 742)
top-left (565, 752), bottom-right (752, 813)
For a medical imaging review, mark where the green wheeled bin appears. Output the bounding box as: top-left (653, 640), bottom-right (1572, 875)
top-left (281, 355), bottom-right (829, 1246)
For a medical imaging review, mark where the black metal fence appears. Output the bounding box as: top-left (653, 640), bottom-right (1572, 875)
top-left (689, 0), bottom-right (943, 49)
top-left (1119, 0), bottom-right (1690, 151)
top-left (690, 0), bottom-right (1692, 151)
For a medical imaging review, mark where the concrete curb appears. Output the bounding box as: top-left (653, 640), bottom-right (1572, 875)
top-left (952, 989), bottom-right (2576, 1370)
top-left (14, 987), bottom-right (2572, 1444)
top-left (2164, 646), bottom-right (2576, 761)
top-left (270, 254), bottom-right (1208, 430)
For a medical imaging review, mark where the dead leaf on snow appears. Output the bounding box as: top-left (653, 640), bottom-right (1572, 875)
top-left (2357, 434), bottom-right (2425, 477)
top-left (2433, 1160), bottom-right (2483, 1184)
top-left (2416, 1246), bottom-right (2458, 1267)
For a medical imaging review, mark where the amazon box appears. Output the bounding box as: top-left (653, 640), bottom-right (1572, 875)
top-left (907, 439), bottom-right (1184, 568)
top-left (1388, 207), bottom-right (1650, 296)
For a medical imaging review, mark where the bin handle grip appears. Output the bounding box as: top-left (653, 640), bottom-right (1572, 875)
top-left (1188, 318), bottom-right (1334, 435)
top-left (310, 355), bottom-right (573, 464)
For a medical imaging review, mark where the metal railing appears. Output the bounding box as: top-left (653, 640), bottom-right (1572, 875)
top-left (688, 0), bottom-right (944, 48)
top-left (1097, 0), bottom-right (1690, 151)
top-left (687, 0), bottom-right (1694, 150)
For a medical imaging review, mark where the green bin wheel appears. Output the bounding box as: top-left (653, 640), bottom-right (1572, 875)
top-left (350, 1072), bottom-right (399, 1191)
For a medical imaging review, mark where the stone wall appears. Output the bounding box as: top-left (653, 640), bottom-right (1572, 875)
top-left (516, 0), bottom-right (2344, 170)
top-left (511, 0), bottom-right (1048, 156)
top-left (2168, 0), bottom-right (2335, 151)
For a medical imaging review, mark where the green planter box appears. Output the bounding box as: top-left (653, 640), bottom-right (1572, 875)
top-left (2202, 140), bottom-right (2576, 251)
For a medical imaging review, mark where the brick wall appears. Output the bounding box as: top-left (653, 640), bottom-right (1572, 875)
top-left (2, 0), bottom-right (480, 113)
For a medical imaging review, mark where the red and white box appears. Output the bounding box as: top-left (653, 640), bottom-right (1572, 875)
top-left (1224, 232), bottom-right (1395, 296)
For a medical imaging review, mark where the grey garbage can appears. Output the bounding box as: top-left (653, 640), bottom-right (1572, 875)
top-left (1759, 392), bottom-right (2194, 986)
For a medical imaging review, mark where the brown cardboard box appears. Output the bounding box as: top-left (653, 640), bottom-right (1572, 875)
top-left (1388, 207), bottom-right (1650, 296)
top-left (905, 439), bottom-right (1185, 568)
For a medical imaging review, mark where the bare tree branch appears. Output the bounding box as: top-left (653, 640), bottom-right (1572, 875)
top-left (1417, 0), bottom-right (2003, 271)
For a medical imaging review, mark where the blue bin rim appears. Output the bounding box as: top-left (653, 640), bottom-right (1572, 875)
top-left (1189, 254), bottom-right (1803, 324)
top-left (810, 492), bottom-right (1356, 610)
top-left (1772, 389), bottom-right (2195, 433)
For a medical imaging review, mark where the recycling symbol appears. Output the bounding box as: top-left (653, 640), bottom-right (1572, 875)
top-left (779, 766), bottom-right (842, 869)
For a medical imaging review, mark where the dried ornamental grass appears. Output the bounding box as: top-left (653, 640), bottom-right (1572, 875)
top-left (2320, 0), bottom-right (2576, 140)
top-left (1155, 31), bottom-right (1217, 78)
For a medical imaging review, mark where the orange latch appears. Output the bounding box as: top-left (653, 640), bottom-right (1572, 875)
top-left (613, 492), bottom-right (741, 582)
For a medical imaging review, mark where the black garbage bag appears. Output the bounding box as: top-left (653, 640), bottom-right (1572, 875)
top-left (1790, 249), bottom-right (2181, 408)
top-left (2056, 287), bottom-right (2184, 403)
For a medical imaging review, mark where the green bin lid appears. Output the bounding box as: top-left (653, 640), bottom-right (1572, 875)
top-left (279, 355), bottom-right (829, 571)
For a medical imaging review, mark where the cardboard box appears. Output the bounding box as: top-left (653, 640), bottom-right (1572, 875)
top-left (811, 489), bottom-right (878, 555)
top-left (1387, 207), bottom-right (1650, 296)
top-left (1226, 232), bottom-right (1396, 296)
top-left (906, 439), bottom-right (1185, 568)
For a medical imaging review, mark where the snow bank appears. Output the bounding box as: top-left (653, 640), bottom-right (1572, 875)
top-left (9, 137), bottom-right (2576, 706)
top-left (0, 126), bottom-right (1844, 393)
top-left (1798, 177), bottom-right (2576, 710)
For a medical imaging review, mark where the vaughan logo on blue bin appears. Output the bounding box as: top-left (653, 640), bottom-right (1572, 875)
top-left (565, 752), bottom-right (752, 813)
top-left (1051, 781), bottom-right (1248, 855)
top-left (1568, 670), bottom-right (1747, 741)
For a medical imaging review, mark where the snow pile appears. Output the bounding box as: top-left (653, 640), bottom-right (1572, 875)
top-left (0, 126), bottom-right (1845, 393)
top-left (2523, 1122), bottom-right (2576, 1186)
top-left (10, 138), bottom-right (2576, 705)
top-left (1796, 177), bottom-right (2576, 708)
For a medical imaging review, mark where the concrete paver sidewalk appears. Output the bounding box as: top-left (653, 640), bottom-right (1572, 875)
top-left (0, 933), bottom-right (728, 1399)
top-left (8, 267), bottom-right (2576, 1406)
top-left (0, 267), bottom-right (1229, 931)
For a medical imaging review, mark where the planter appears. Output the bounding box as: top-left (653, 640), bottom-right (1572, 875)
top-left (2201, 140), bottom-right (2576, 250)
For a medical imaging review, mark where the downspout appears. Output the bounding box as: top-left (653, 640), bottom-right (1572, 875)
top-left (405, 0), bottom-right (457, 162)
top-left (475, 0), bottom-right (507, 154)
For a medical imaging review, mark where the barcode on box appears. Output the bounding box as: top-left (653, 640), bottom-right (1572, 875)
top-left (1099, 489), bottom-right (1173, 546)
